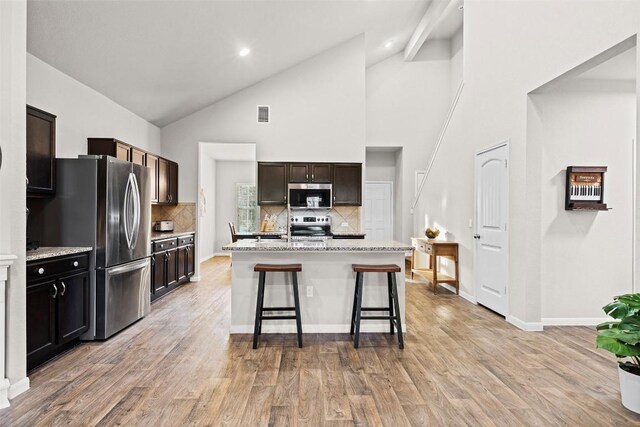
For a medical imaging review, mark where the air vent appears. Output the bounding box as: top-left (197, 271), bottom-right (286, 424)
top-left (257, 105), bottom-right (270, 124)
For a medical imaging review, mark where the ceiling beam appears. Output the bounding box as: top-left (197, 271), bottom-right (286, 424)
top-left (404, 0), bottom-right (461, 62)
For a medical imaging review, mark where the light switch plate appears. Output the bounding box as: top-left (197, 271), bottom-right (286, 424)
top-left (306, 286), bottom-right (313, 297)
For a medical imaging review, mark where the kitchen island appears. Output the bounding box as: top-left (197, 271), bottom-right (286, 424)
top-left (223, 239), bottom-right (412, 334)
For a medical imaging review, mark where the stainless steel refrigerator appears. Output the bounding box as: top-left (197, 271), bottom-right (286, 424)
top-left (30, 155), bottom-right (152, 339)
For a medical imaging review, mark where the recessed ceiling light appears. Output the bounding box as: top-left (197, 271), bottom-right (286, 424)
top-left (239, 48), bottom-right (251, 57)
top-left (384, 40), bottom-right (394, 49)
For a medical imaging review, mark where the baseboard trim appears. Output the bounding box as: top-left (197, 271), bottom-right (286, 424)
top-left (230, 323), bottom-right (407, 334)
top-left (190, 275), bottom-right (201, 282)
top-left (542, 317), bottom-right (609, 326)
top-left (459, 290), bottom-right (476, 304)
top-left (8, 376), bottom-right (29, 400)
top-left (506, 315), bottom-right (544, 332)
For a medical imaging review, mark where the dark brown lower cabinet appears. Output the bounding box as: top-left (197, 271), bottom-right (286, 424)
top-left (27, 253), bottom-right (90, 371)
top-left (151, 233), bottom-right (195, 302)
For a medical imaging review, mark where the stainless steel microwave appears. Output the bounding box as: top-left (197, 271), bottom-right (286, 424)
top-left (288, 183), bottom-right (332, 209)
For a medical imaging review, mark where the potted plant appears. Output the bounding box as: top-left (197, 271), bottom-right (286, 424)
top-left (425, 228), bottom-right (440, 239)
top-left (596, 293), bottom-right (640, 414)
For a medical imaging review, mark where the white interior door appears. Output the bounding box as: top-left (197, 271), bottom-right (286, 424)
top-left (364, 182), bottom-right (393, 240)
top-left (475, 143), bottom-right (509, 316)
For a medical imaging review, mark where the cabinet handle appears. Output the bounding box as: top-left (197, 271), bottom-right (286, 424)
top-left (37, 267), bottom-right (45, 275)
top-left (26, 177), bottom-right (29, 185)
top-left (312, 174), bottom-right (314, 180)
top-left (51, 283), bottom-right (58, 299)
top-left (164, 253), bottom-right (169, 261)
top-left (60, 281), bottom-right (66, 296)
top-left (160, 244), bottom-right (164, 248)
top-left (73, 261), bottom-right (79, 267)
top-left (151, 256), bottom-right (156, 266)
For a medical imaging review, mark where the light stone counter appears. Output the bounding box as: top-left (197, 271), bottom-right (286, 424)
top-left (26, 247), bottom-right (93, 262)
top-left (224, 240), bottom-right (412, 334)
top-left (223, 239), bottom-right (411, 252)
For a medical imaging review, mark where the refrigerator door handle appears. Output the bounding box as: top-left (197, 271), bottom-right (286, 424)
top-left (123, 172), bottom-right (141, 250)
top-left (130, 172), bottom-right (141, 249)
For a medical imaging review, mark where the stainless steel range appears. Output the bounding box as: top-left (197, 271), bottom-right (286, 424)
top-left (290, 215), bottom-right (332, 241)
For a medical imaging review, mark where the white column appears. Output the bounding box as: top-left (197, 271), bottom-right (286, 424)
top-left (0, 255), bottom-right (17, 409)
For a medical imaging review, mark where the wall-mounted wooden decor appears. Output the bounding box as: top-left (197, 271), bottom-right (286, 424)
top-left (565, 166), bottom-right (608, 211)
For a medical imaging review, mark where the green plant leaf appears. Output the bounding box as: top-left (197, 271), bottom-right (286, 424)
top-left (596, 321), bottom-right (619, 330)
top-left (596, 335), bottom-right (640, 357)
top-left (619, 316), bottom-right (640, 331)
top-left (616, 294), bottom-right (640, 309)
top-left (603, 301), bottom-right (629, 319)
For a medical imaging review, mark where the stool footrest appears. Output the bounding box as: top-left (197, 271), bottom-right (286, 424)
top-left (360, 316), bottom-right (397, 321)
top-left (361, 307), bottom-right (391, 311)
top-left (262, 307), bottom-right (295, 311)
top-left (261, 315), bottom-right (297, 320)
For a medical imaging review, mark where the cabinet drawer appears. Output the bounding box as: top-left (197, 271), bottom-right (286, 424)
top-left (178, 234), bottom-right (195, 246)
top-left (28, 253), bottom-right (90, 283)
top-left (153, 238), bottom-right (177, 253)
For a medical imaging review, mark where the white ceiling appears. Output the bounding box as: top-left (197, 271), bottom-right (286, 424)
top-left (28, 0), bottom-right (431, 127)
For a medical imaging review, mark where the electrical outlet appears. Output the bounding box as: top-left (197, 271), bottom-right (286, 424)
top-left (306, 286), bottom-right (313, 297)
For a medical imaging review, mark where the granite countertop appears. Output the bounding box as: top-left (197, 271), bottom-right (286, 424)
top-left (223, 239), bottom-right (412, 252)
top-left (150, 230), bottom-right (195, 241)
top-left (27, 247), bottom-right (93, 262)
top-left (235, 231), bottom-right (286, 236)
top-left (331, 231), bottom-right (366, 236)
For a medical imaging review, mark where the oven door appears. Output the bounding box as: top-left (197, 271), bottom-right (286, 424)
top-left (290, 224), bottom-right (331, 237)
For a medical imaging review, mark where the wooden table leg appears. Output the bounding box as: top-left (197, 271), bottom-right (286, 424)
top-left (432, 253), bottom-right (437, 295)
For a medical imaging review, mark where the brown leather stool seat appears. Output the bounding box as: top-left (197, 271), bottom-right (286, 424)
top-left (350, 264), bottom-right (404, 350)
top-left (252, 264), bottom-right (303, 349)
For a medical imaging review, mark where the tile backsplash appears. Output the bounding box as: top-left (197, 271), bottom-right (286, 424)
top-left (152, 203), bottom-right (196, 232)
top-left (259, 206), bottom-right (361, 232)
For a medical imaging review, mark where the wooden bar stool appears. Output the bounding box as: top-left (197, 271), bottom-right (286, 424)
top-left (253, 263), bottom-right (303, 349)
top-left (350, 264), bottom-right (404, 349)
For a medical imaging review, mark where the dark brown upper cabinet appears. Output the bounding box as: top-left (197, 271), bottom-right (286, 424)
top-left (332, 163), bottom-right (362, 206)
top-left (88, 138), bottom-right (131, 162)
top-left (258, 162), bottom-right (288, 205)
top-left (27, 105), bottom-right (56, 197)
top-left (258, 162), bottom-right (361, 206)
top-left (288, 163), bottom-right (332, 184)
top-left (310, 163), bottom-right (332, 183)
top-left (88, 138), bottom-right (178, 205)
top-left (288, 163), bottom-right (309, 183)
top-left (158, 158), bottom-right (178, 205)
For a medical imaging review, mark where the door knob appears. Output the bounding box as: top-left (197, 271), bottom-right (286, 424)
top-left (473, 234), bottom-right (481, 239)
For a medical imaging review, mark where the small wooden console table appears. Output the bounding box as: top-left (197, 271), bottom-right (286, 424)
top-left (410, 238), bottom-right (459, 295)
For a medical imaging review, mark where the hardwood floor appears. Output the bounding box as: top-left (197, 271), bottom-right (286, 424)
top-left (2, 256), bottom-right (639, 426)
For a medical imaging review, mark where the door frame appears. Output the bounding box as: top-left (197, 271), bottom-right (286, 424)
top-left (474, 140), bottom-right (510, 315)
top-left (364, 181), bottom-right (394, 240)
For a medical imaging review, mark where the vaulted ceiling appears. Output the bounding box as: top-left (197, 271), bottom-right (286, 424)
top-left (28, 0), bottom-right (431, 127)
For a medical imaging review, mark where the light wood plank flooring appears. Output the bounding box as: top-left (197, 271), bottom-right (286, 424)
top-left (2, 256), bottom-right (639, 426)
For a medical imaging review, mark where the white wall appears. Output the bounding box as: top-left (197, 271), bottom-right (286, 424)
top-left (415, 1), bottom-right (640, 327)
top-left (199, 155), bottom-right (216, 261)
top-left (27, 54), bottom-right (161, 157)
top-left (530, 89), bottom-right (636, 323)
top-left (0, 0), bottom-right (29, 399)
top-left (214, 160), bottom-right (256, 252)
top-left (450, 27), bottom-right (463, 95)
top-left (162, 36), bottom-right (366, 203)
top-left (366, 41), bottom-right (452, 243)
